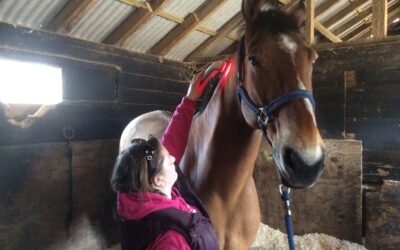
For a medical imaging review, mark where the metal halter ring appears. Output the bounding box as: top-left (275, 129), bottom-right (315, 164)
top-left (257, 108), bottom-right (269, 127)
top-left (279, 184), bottom-right (291, 195)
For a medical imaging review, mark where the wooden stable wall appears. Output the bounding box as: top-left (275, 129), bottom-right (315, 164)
top-left (313, 40), bottom-right (400, 184)
top-left (254, 139), bottom-right (363, 244)
top-left (0, 22), bottom-right (191, 250)
top-left (0, 140), bottom-right (119, 249)
top-left (0, 22), bottom-right (191, 146)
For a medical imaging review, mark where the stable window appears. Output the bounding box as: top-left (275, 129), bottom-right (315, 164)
top-left (0, 58), bottom-right (62, 104)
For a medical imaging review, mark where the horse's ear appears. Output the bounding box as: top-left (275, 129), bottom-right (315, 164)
top-left (242, 0), bottom-right (270, 23)
top-left (242, 0), bottom-right (278, 23)
top-left (242, 0), bottom-right (260, 23)
top-left (291, 1), bottom-right (306, 27)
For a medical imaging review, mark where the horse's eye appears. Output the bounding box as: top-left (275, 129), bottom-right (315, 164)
top-left (248, 56), bottom-right (261, 68)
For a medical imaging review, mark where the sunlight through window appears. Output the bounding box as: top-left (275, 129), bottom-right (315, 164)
top-left (0, 58), bottom-right (62, 104)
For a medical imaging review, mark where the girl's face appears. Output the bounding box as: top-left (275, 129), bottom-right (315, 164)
top-left (157, 146), bottom-right (178, 188)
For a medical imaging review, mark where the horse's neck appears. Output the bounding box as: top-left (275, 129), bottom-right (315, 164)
top-left (183, 71), bottom-right (263, 195)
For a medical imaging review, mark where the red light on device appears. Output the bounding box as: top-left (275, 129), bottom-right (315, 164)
top-left (219, 59), bottom-right (234, 90)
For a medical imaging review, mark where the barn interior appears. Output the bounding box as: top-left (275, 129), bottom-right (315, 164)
top-left (0, 0), bottom-right (399, 249)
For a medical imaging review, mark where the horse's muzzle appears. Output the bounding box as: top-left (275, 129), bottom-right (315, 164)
top-left (280, 146), bottom-right (325, 189)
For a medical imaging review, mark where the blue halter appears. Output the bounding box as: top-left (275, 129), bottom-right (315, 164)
top-left (235, 36), bottom-right (316, 142)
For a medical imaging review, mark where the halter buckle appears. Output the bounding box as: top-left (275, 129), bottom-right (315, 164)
top-left (257, 108), bottom-right (269, 127)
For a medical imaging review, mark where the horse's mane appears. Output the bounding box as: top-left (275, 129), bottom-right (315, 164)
top-left (238, 9), bottom-right (300, 36)
top-left (195, 73), bottom-right (221, 115)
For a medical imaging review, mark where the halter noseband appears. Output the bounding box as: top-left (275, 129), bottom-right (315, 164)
top-left (235, 36), bottom-right (316, 142)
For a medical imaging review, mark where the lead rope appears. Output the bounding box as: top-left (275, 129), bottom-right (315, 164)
top-left (63, 125), bottom-right (75, 236)
top-left (280, 185), bottom-right (296, 250)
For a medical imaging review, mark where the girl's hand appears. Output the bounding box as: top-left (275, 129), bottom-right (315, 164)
top-left (186, 61), bottom-right (225, 101)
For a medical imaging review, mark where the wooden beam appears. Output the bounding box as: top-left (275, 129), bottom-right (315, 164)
top-left (316, 0), bottom-right (337, 17)
top-left (343, 22), bottom-right (371, 40)
top-left (333, 6), bottom-right (372, 37)
top-left (372, 0), bottom-right (388, 39)
top-left (149, 0), bottom-right (228, 56)
top-left (284, 0), bottom-right (302, 14)
top-left (185, 13), bottom-right (243, 61)
top-left (323, 0), bottom-right (367, 29)
top-left (48, 0), bottom-right (96, 33)
top-left (343, 1), bottom-right (400, 41)
top-left (103, 0), bottom-right (168, 46)
top-left (358, 6), bottom-right (400, 39)
top-left (315, 21), bottom-right (342, 42)
top-left (305, 0), bottom-right (315, 44)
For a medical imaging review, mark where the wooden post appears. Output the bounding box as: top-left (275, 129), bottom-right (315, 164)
top-left (305, 0), bottom-right (315, 44)
top-left (372, 0), bottom-right (387, 39)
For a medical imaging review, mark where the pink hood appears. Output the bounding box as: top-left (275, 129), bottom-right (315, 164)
top-left (117, 188), bottom-right (198, 220)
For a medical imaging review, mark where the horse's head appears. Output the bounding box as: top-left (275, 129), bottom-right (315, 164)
top-left (239, 0), bottom-right (325, 188)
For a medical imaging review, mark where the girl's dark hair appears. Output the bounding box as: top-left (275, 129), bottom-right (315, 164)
top-left (110, 135), bottom-right (164, 193)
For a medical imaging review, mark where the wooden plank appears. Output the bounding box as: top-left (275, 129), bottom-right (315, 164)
top-left (305, 0), bottom-right (315, 44)
top-left (364, 150), bottom-right (400, 183)
top-left (0, 102), bottom-right (175, 146)
top-left (323, 0), bottom-right (367, 29)
top-left (185, 12), bottom-right (243, 61)
top-left (62, 60), bottom-right (119, 102)
top-left (365, 181), bottom-right (400, 249)
top-left (335, 1), bottom-right (400, 39)
top-left (343, 22), bottom-right (371, 41)
top-left (315, 0), bottom-right (336, 16)
top-left (0, 23), bottom-right (190, 81)
top-left (284, 0), bottom-right (301, 14)
top-left (121, 72), bottom-right (188, 93)
top-left (48, 0), bottom-right (96, 33)
top-left (314, 86), bottom-right (344, 104)
top-left (103, 0), bottom-right (169, 46)
top-left (254, 139), bottom-right (362, 243)
top-left (316, 118), bottom-right (345, 139)
top-left (356, 6), bottom-right (400, 40)
top-left (118, 87), bottom-right (183, 106)
top-left (345, 118), bottom-right (400, 151)
top-left (0, 140), bottom-right (120, 249)
top-left (149, 0), bottom-right (228, 56)
top-left (149, 12), bottom-right (199, 56)
top-left (315, 20), bottom-right (342, 42)
top-left (333, 7), bottom-right (372, 37)
top-left (372, 0), bottom-right (388, 39)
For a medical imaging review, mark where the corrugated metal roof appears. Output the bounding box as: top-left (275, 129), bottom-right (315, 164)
top-left (163, 0), bottom-right (206, 19)
top-left (165, 31), bottom-right (210, 61)
top-left (124, 16), bottom-right (177, 53)
top-left (69, 0), bottom-right (135, 42)
top-left (0, 0), bottom-right (392, 62)
top-left (201, 0), bottom-right (242, 31)
top-left (317, 0), bottom-right (350, 24)
top-left (0, 0), bottom-right (68, 29)
top-left (203, 37), bottom-right (234, 58)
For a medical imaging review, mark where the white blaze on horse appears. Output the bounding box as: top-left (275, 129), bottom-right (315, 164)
top-left (120, 0), bottom-right (325, 249)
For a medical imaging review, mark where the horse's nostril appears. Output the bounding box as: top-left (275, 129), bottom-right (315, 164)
top-left (283, 147), bottom-right (297, 171)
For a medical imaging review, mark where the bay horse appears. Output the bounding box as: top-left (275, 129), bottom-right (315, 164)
top-left (120, 0), bottom-right (325, 249)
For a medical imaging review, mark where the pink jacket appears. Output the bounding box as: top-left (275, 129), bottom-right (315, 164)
top-left (118, 97), bottom-right (197, 249)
